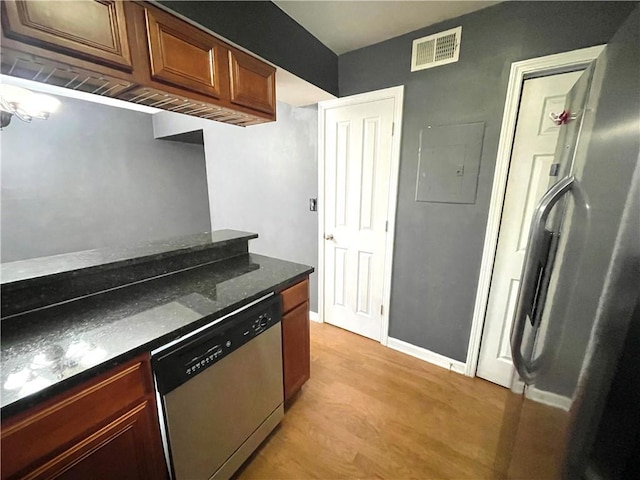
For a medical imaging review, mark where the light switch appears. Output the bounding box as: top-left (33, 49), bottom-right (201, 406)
top-left (456, 164), bottom-right (464, 176)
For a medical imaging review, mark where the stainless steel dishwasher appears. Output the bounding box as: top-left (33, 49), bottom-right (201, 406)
top-left (152, 294), bottom-right (284, 479)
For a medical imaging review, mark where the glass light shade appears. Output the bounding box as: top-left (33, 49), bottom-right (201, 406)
top-left (19, 92), bottom-right (61, 118)
top-left (0, 84), bottom-right (33, 110)
top-left (0, 84), bottom-right (61, 119)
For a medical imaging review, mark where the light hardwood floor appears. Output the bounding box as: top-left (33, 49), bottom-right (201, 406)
top-left (236, 322), bottom-right (508, 480)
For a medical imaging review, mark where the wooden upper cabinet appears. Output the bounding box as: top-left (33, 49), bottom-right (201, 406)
top-left (1, 0), bottom-right (133, 71)
top-left (0, 0), bottom-right (277, 124)
top-left (143, 6), bottom-right (223, 99)
top-left (228, 47), bottom-right (276, 115)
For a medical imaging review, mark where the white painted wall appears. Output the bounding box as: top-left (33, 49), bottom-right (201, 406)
top-left (152, 103), bottom-right (319, 311)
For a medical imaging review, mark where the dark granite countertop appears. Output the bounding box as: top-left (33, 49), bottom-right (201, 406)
top-left (1, 253), bottom-right (313, 418)
top-left (1, 230), bottom-right (257, 287)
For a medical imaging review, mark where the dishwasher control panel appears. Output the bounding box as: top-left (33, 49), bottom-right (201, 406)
top-left (152, 295), bottom-right (282, 395)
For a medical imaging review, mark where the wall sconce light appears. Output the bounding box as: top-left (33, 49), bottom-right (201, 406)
top-left (0, 84), bottom-right (61, 129)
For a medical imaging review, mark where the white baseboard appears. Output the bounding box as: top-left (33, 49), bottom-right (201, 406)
top-left (526, 388), bottom-right (572, 412)
top-left (387, 337), bottom-right (466, 375)
top-left (309, 311), bottom-right (320, 323)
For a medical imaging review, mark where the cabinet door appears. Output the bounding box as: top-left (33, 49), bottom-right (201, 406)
top-left (0, 355), bottom-right (166, 480)
top-left (282, 301), bottom-right (310, 401)
top-left (29, 402), bottom-right (166, 480)
top-left (228, 48), bottom-right (276, 115)
top-left (281, 279), bottom-right (309, 314)
top-left (1, 0), bottom-right (133, 70)
top-left (143, 6), bottom-right (223, 99)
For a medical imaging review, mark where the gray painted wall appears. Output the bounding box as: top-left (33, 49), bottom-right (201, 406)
top-left (1, 95), bottom-right (210, 262)
top-left (199, 102), bottom-right (319, 311)
top-left (339, 1), bottom-right (637, 361)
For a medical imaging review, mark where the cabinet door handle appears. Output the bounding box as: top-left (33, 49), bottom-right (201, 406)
top-left (324, 234), bottom-right (334, 240)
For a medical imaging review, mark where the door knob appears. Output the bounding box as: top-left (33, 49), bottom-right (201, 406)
top-left (324, 233), bottom-right (334, 240)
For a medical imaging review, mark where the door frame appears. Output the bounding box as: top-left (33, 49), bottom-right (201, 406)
top-left (465, 45), bottom-right (605, 377)
top-left (317, 85), bottom-right (404, 346)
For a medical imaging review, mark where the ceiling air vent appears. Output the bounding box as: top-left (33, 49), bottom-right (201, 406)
top-left (411, 26), bottom-right (462, 72)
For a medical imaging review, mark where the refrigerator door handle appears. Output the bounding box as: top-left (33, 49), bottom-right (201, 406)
top-left (529, 228), bottom-right (556, 329)
top-left (510, 175), bottom-right (575, 384)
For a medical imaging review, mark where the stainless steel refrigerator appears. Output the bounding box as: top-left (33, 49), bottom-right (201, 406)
top-left (496, 6), bottom-right (640, 479)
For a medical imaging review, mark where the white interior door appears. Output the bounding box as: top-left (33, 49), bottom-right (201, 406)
top-left (476, 71), bottom-right (582, 387)
top-left (322, 97), bottom-right (395, 340)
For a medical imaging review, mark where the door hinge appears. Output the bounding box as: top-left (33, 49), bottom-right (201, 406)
top-left (385, 220), bottom-right (389, 232)
top-left (380, 305), bottom-right (384, 315)
top-left (392, 122), bottom-right (395, 136)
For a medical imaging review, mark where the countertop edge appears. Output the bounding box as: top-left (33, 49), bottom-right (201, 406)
top-left (1, 231), bottom-right (259, 289)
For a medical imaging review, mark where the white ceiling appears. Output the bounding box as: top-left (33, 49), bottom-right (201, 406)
top-left (276, 68), bottom-right (336, 106)
top-left (273, 1), bottom-right (501, 55)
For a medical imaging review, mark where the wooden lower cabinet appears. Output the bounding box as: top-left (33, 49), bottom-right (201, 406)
top-left (281, 279), bottom-right (311, 401)
top-left (0, 354), bottom-right (167, 480)
top-left (29, 402), bottom-right (161, 480)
